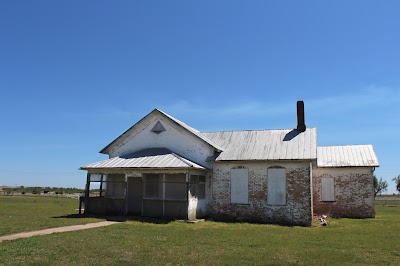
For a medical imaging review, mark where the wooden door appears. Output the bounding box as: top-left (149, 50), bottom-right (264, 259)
top-left (127, 177), bottom-right (143, 214)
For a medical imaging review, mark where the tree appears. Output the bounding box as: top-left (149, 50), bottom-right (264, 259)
top-left (374, 175), bottom-right (388, 197)
top-left (392, 175), bottom-right (400, 194)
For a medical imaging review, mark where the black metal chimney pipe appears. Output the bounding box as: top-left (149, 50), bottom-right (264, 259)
top-left (296, 101), bottom-right (306, 132)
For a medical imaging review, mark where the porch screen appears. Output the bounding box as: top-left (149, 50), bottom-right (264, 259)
top-left (267, 168), bottom-right (286, 205)
top-left (144, 174), bottom-right (161, 199)
top-left (105, 174), bottom-right (126, 199)
top-left (231, 168), bottom-right (249, 204)
top-left (164, 174), bottom-right (187, 200)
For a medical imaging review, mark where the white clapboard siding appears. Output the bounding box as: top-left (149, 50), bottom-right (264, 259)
top-left (230, 168), bottom-right (249, 204)
top-left (267, 168), bottom-right (286, 205)
top-left (321, 177), bottom-right (335, 201)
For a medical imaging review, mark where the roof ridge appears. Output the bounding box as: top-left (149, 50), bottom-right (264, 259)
top-left (318, 144), bottom-right (372, 148)
top-left (202, 128), bottom-right (317, 133)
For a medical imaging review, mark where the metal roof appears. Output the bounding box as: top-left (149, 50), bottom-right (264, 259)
top-left (100, 109), bottom-right (223, 154)
top-left (317, 145), bottom-right (379, 167)
top-left (81, 148), bottom-right (206, 170)
top-left (202, 128), bottom-right (317, 161)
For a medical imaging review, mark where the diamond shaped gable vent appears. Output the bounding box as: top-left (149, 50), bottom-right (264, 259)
top-left (151, 121), bottom-right (166, 134)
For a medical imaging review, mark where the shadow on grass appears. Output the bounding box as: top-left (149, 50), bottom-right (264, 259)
top-left (52, 214), bottom-right (175, 224)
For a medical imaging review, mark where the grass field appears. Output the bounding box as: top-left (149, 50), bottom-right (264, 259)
top-left (0, 196), bottom-right (105, 236)
top-left (1, 196), bottom-right (400, 265)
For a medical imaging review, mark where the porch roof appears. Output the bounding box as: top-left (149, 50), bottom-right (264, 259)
top-left (80, 148), bottom-right (207, 170)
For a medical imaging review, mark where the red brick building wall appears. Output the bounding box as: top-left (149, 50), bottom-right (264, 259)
top-left (312, 166), bottom-right (375, 218)
top-left (209, 161), bottom-right (313, 226)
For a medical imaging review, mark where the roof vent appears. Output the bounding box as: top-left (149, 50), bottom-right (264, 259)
top-left (151, 121), bottom-right (166, 134)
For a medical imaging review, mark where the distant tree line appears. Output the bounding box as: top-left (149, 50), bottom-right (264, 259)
top-left (1, 186), bottom-right (90, 195)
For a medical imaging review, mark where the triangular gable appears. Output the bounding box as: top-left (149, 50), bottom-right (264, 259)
top-left (100, 109), bottom-right (223, 155)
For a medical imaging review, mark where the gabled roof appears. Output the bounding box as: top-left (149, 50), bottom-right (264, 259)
top-left (157, 109), bottom-right (224, 152)
top-left (100, 109), bottom-right (223, 154)
top-left (202, 128), bottom-right (317, 161)
top-left (81, 148), bottom-right (207, 170)
top-left (317, 145), bottom-right (379, 167)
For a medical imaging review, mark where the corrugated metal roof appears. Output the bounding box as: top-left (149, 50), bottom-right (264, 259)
top-left (317, 145), bottom-right (379, 167)
top-left (202, 128), bottom-right (317, 161)
top-left (81, 148), bottom-right (206, 170)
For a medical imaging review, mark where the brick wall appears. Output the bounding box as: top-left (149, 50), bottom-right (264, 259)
top-left (209, 161), bottom-right (312, 226)
top-left (312, 166), bottom-right (375, 218)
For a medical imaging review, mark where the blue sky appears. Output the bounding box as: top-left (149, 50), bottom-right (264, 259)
top-left (1, 1), bottom-right (399, 193)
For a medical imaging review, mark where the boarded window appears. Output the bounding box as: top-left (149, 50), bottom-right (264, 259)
top-left (321, 177), bottom-right (335, 201)
top-left (267, 168), bottom-right (286, 205)
top-left (144, 174), bottom-right (162, 199)
top-left (231, 168), bottom-right (248, 204)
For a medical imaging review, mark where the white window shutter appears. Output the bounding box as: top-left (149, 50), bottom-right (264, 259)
top-left (267, 168), bottom-right (286, 205)
top-left (321, 177), bottom-right (335, 201)
top-left (231, 168), bottom-right (249, 204)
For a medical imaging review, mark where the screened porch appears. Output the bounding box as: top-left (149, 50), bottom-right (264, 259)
top-left (80, 171), bottom-right (208, 220)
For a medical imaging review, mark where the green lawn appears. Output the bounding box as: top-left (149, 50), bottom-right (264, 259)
top-left (0, 196), bottom-right (105, 236)
top-left (1, 197), bottom-right (400, 265)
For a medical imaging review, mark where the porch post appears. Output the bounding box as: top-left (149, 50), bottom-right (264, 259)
top-left (162, 174), bottom-right (166, 217)
top-left (186, 172), bottom-right (190, 220)
top-left (99, 174), bottom-right (103, 197)
top-left (125, 174), bottom-right (128, 215)
top-left (84, 173), bottom-right (90, 214)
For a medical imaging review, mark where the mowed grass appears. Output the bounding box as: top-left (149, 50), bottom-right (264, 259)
top-left (0, 197), bottom-right (399, 265)
top-left (0, 196), bottom-right (105, 236)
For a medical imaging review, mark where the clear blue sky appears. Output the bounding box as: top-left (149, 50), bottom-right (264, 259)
top-left (1, 1), bottom-right (399, 193)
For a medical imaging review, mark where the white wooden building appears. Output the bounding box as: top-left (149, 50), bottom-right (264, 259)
top-left (80, 101), bottom-right (379, 226)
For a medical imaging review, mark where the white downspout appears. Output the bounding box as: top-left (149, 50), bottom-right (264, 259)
top-left (310, 161), bottom-right (313, 220)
